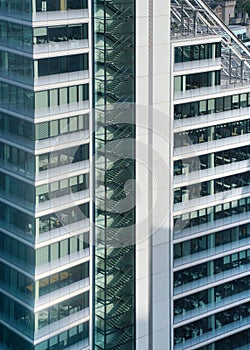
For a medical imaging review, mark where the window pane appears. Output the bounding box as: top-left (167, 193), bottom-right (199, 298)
top-left (69, 86), bottom-right (77, 103)
top-left (69, 116), bottom-right (78, 131)
top-left (50, 89), bottom-right (58, 107)
top-left (50, 120), bottom-right (58, 137)
top-left (51, 243), bottom-right (59, 261)
top-left (60, 118), bottom-right (68, 133)
top-left (37, 247), bottom-right (49, 265)
top-left (59, 88), bottom-right (68, 105)
top-left (60, 239), bottom-right (68, 257)
top-left (35, 91), bottom-right (48, 109)
top-left (36, 123), bottom-right (48, 140)
top-left (70, 236), bottom-right (78, 254)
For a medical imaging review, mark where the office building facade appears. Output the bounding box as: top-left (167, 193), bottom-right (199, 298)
top-left (0, 1), bottom-right (91, 349)
top-left (1, 0), bottom-right (250, 350)
top-left (171, 0), bottom-right (250, 349)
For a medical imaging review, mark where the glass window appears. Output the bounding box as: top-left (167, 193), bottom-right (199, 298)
top-left (70, 236), bottom-right (78, 254)
top-left (59, 87), bottom-right (68, 105)
top-left (224, 95), bottom-right (231, 110)
top-left (51, 242), bottom-right (59, 261)
top-left (199, 100), bottom-right (207, 114)
top-left (241, 93), bottom-right (247, 107)
top-left (35, 91), bottom-right (48, 109)
top-left (69, 86), bottom-right (77, 103)
top-left (70, 176), bottom-right (78, 192)
top-left (49, 335), bottom-right (58, 347)
top-left (36, 122), bottom-right (49, 140)
top-left (60, 56), bottom-right (68, 73)
top-left (190, 102), bottom-right (198, 116)
top-left (68, 0), bottom-right (86, 10)
top-left (36, 0), bottom-right (87, 12)
top-left (216, 42), bottom-right (221, 57)
top-left (60, 239), bottom-right (68, 257)
top-left (48, 26), bottom-right (66, 43)
top-left (36, 341), bottom-right (48, 350)
top-left (0, 21), bottom-right (8, 46)
top-left (79, 84), bottom-right (89, 101)
top-left (232, 94), bottom-right (239, 109)
top-left (192, 45), bottom-right (199, 60)
top-left (69, 116), bottom-right (78, 131)
top-left (37, 54), bottom-right (87, 76)
top-left (182, 46), bottom-right (191, 62)
top-left (215, 97), bottom-right (223, 112)
top-left (36, 246), bottom-right (49, 265)
top-left (36, 184), bottom-right (48, 202)
top-left (50, 89), bottom-right (58, 107)
top-left (199, 44), bottom-right (205, 60)
top-left (59, 331), bottom-right (68, 346)
top-left (50, 120), bottom-right (58, 137)
top-left (50, 57), bottom-right (59, 75)
top-left (51, 181), bottom-right (59, 192)
top-left (60, 118), bottom-right (68, 133)
top-left (33, 27), bottom-right (47, 44)
top-left (60, 179), bottom-right (68, 189)
top-left (79, 114), bottom-right (88, 130)
top-left (174, 76), bottom-right (182, 92)
top-left (37, 58), bottom-right (49, 76)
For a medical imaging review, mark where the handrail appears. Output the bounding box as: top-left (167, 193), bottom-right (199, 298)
top-left (196, 0), bottom-right (250, 58)
top-left (171, 0), bottom-right (250, 81)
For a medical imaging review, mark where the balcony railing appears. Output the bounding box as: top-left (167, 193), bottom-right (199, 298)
top-left (32, 9), bottom-right (89, 23)
top-left (33, 39), bottom-right (89, 55)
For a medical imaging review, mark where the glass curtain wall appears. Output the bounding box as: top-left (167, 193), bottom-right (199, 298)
top-left (93, 1), bottom-right (136, 349)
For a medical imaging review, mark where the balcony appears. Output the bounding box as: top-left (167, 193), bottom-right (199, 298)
top-left (174, 85), bottom-right (222, 101)
top-left (0, 249), bottom-right (34, 276)
top-left (174, 159), bottom-right (250, 188)
top-left (34, 70), bottom-right (89, 88)
top-left (174, 315), bottom-right (250, 350)
top-left (0, 189), bottom-right (34, 213)
top-left (36, 189), bottom-right (90, 215)
top-left (33, 39), bottom-right (89, 56)
top-left (34, 307), bottom-right (90, 341)
top-left (36, 218), bottom-right (89, 245)
top-left (0, 130), bottom-right (33, 150)
top-left (174, 289), bottom-right (250, 326)
top-left (35, 159), bottom-right (89, 182)
top-left (35, 278), bottom-right (90, 310)
top-left (174, 210), bottom-right (250, 242)
top-left (174, 236), bottom-right (250, 269)
top-left (174, 105), bottom-right (250, 132)
top-left (174, 132), bottom-right (250, 161)
top-left (35, 129), bottom-right (89, 153)
top-left (0, 219), bottom-right (35, 243)
top-left (174, 262), bottom-right (250, 296)
top-left (0, 160), bottom-right (34, 181)
top-left (67, 339), bottom-right (89, 350)
top-left (174, 81), bottom-right (250, 102)
top-left (32, 9), bottom-right (89, 24)
top-left (174, 184), bottom-right (250, 216)
top-left (35, 248), bottom-right (90, 278)
top-left (174, 58), bottom-right (221, 74)
top-left (34, 100), bottom-right (89, 120)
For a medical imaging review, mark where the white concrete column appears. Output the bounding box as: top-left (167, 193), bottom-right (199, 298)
top-left (136, 1), bottom-right (172, 349)
top-left (135, 2), bottom-right (150, 348)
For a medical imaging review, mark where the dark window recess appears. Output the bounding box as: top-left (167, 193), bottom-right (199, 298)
top-left (37, 54), bottom-right (88, 76)
top-left (175, 42), bottom-right (221, 63)
top-left (35, 0), bottom-right (87, 12)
